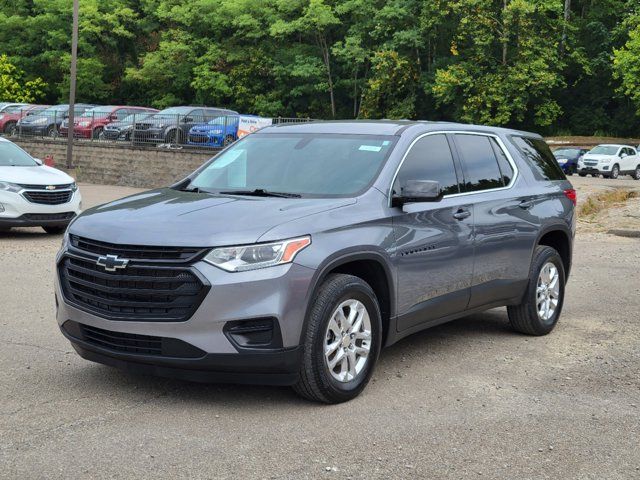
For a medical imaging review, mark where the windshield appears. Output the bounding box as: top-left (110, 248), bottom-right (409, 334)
top-left (554, 148), bottom-right (579, 157)
top-left (40, 105), bottom-right (68, 116)
top-left (3, 105), bottom-right (29, 114)
top-left (122, 112), bottom-right (152, 123)
top-left (151, 107), bottom-right (190, 119)
top-left (84, 106), bottom-right (115, 116)
top-left (208, 115), bottom-right (237, 125)
top-left (189, 133), bottom-right (397, 197)
top-left (0, 142), bottom-right (37, 166)
top-left (589, 145), bottom-right (619, 155)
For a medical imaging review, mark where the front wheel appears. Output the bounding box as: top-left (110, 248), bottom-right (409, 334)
top-left (578, 172), bottom-right (587, 177)
top-left (508, 246), bottom-right (565, 336)
top-left (293, 274), bottom-right (382, 403)
top-left (632, 166), bottom-right (640, 180)
top-left (610, 164), bottom-right (619, 179)
top-left (92, 127), bottom-right (103, 139)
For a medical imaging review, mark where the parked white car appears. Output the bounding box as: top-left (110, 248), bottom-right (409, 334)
top-left (0, 137), bottom-right (81, 233)
top-left (578, 144), bottom-right (640, 179)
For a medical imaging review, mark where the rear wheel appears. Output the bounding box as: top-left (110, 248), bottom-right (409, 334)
top-left (293, 274), bottom-right (382, 403)
top-left (507, 246), bottom-right (565, 336)
top-left (632, 166), bottom-right (640, 180)
top-left (42, 226), bottom-right (66, 234)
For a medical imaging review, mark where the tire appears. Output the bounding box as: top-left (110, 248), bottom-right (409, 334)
top-left (42, 226), bottom-right (66, 234)
top-left (507, 246), bottom-right (565, 336)
top-left (610, 164), bottom-right (619, 179)
top-left (0, 227), bottom-right (11, 233)
top-left (165, 129), bottom-right (181, 145)
top-left (632, 166), bottom-right (640, 180)
top-left (46, 125), bottom-right (57, 137)
top-left (578, 172), bottom-right (587, 177)
top-left (293, 274), bottom-right (382, 403)
top-left (223, 134), bottom-right (235, 147)
top-left (3, 121), bottom-right (16, 135)
top-left (92, 127), bottom-right (103, 139)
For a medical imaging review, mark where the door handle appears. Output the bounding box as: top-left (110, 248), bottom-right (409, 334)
top-left (453, 208), bottom-right (471, 220)
top-left (519, 200), bottom-right (534, 209)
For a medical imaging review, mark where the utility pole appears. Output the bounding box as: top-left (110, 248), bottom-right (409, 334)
top-left (66, 0), bottom-right (79, 169)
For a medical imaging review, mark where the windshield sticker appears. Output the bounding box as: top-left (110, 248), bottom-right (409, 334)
top-left (359, 145), bottom-right (382, 152)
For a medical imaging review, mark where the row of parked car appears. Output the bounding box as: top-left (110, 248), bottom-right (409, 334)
top-left (553, 144), bottom-right (640, 179)
top-left (0, 102), bottom-right (274, 148)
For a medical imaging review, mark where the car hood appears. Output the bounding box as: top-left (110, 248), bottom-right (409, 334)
top-left (583, 154), bottom-right (614, 161)
top-left (69, 188), bottom-right (356, 247)
top-left (105, 121), bottom-right (132, 130)
top-left (0, 164), bottom-right (74, 185)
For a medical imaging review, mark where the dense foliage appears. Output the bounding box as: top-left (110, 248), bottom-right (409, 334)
top-left (0, 0), bottom-right (638, 135)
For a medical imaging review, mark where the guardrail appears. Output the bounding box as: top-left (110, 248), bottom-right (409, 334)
top-left (1, 110), bottom-right (313, 151)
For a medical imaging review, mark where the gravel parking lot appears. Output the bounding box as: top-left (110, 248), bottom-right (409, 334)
top-left (1, 177), bottom-right (639, 479)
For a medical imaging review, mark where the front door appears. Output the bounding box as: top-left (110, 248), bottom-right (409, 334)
top-left (391, 133), bottom-right (474, 332)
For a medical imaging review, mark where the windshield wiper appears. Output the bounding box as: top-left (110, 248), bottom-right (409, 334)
top-left (220, 189), bottom-right (301, 198)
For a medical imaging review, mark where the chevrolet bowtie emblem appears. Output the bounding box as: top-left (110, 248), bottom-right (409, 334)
top-left (96, 254), bottom-right (129, 272)
top-left (45, 185), bottom-right (56, 190)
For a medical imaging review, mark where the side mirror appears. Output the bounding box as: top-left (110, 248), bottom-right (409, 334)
top-left (621, 153), bottom-right (628, 158)
top-left (182, 116), bottom-right (193, 123)
top-left (34, 158), bottom-right (43, 166)
top-left (392, 180), bottom-right (443, 207)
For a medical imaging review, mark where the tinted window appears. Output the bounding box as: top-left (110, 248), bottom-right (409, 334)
top-left (392, 134), bottom-right (460, 196)
top-left (454, 134), bottom-right (503, 191)
top-left (491, 138), bottom-right (514, 185)
top-left (511, 136), bottom-right (565, 181)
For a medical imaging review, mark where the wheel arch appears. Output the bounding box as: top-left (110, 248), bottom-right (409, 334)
top-left (535, 225), bottom-right (572, 278)
top-left (300, 251), bottom-right (396, 347)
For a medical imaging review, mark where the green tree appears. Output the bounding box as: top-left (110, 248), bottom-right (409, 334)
top-left (0, 54), bottom-right (46, 102)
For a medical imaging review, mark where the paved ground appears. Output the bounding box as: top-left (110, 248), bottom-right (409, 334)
top-left (1, 178), bottom-right (639, 479)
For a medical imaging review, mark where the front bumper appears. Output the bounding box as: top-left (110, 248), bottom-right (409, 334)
top-left (16, 124), bottom-right (51, 136)
top-left (59, 126), bottom-right (92, 138)
top-left (60, 320), bottom-right (303, 385)
top-left (578, 164), bottom-right (610, 174)
top-left (0, 190), bottom-right (82, 226)
top-left (132, 128), bottom-right (166, 143)
top-left (55, 255), bottom-right (315, 384)
top-left (187, 134), bottom-right (224, 147)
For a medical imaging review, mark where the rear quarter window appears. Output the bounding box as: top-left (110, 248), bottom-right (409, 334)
top-left (510, 136), bottom-right (566, 181)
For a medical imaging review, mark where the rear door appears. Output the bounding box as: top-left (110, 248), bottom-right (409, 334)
top-left (391, 133), bottom-right (474, 332)
top-left (451, 133), bottom-right (537, 308)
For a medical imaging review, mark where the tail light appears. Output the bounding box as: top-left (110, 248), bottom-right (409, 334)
top-left (564, 188), bottom-right (577, 206)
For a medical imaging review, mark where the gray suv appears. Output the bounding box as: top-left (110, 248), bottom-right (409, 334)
top-left (56, 121), bottom-right (576, 403)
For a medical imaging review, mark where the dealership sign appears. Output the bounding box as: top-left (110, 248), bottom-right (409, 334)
top-left (237, 116), bottom-right (273, 138)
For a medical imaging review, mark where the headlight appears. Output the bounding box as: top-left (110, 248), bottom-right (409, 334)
top-left (70, 182), bottom-right (78, 192)
top-left (0, 181), bottom-right (22, 193)
top-left (78, 121), bottom-right (90, 127)
top-left (0, 115), bottom-right (4, 120)
top-left (61, 230), bottom-right (70, 250)
top-left (204, 236), bottom-right (311, 272)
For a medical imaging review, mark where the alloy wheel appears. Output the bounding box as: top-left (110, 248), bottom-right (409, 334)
top-left (324, 299), bottom-right (372, 382)
top-left (536, 262), bottom-right (560, 322)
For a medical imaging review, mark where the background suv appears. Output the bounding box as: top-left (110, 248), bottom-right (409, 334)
top-left (17, 104), bottom-right (95, 137)
top-left (101, 110), bottom-right (158, 141)
top-left (132, 106), bottom-right (238, 145)
top-left (578, 144), bottom-right (640, 179)
top-left (56, 121), bottom-right (575, 403)
top-left (59, 105), bottom-right (158, 139)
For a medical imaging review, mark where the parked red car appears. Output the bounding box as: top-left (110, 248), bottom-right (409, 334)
top-left (0, 105), bottom-right (50, 135)
top-left (59, 105), bottom-right (158, 139)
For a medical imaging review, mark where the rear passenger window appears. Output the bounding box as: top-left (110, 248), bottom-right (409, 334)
top-left (393, 134), bottom-right (460, 196)
top-left (454, 134), bottom-right (503, 192)
top-left (490, 138), bottom-right (514, 185)
top-left (511, 136), bottom-right (565, 180)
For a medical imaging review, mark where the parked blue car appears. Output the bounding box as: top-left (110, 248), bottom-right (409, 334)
top-left (552, 147), bottom-right (588, 175)
top-left (187, 115), bottom-right (245, 147)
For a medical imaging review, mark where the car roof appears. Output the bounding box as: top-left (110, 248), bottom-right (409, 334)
top-left (260, 120), bottom-right (540, 138)
top-left (594, 144), bottom-right (630, 148)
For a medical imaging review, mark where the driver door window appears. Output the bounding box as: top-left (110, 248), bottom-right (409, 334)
top-left (393, 134), bottom-right (461, 196)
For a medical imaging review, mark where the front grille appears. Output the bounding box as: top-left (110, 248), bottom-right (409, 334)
top-left (23, 190), bottom-right (72, 205)
top-left (62, 321), bottom-right (206, 357)
top-left (70, 235), bottom-right (206, 261)
top-left (59, 255), bottom-right (209, 322)
top-left (19, 183), bottom-right (73, 190)
top-left (188, 134), bottom-right (208, 143)
top-left (82, 324), bottom-right (163, 355)
top-left (23, 212), bottom-right (75, 221)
